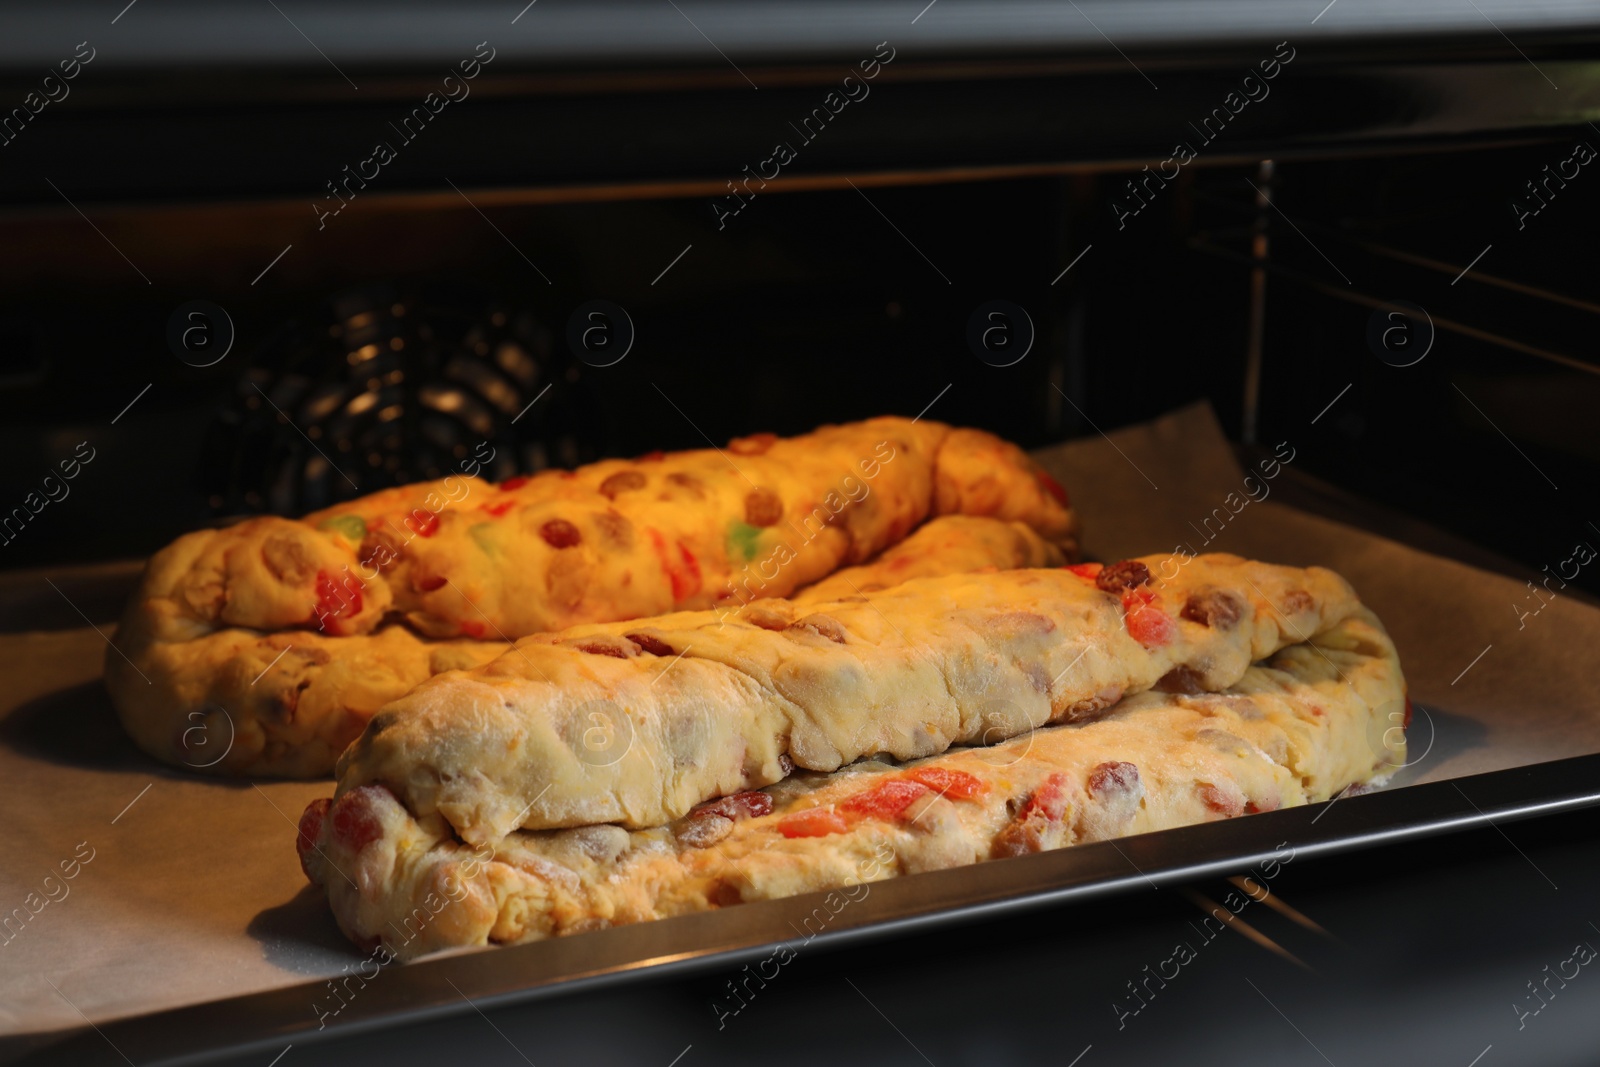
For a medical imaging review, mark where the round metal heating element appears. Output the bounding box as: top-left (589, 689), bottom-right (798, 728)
top-left (200, 284), bottom-right (598, 516)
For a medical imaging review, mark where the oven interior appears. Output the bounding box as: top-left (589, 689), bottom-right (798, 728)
top-left (1, 142), bottom-right (1594, 600)
top-left (5, 11), bottom-right (1600, 1064)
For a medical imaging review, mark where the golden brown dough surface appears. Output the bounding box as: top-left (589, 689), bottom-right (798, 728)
top-left (108, 608), bottom-right (506, 778)
top-left (138, 418), bottom-right (1076, 642)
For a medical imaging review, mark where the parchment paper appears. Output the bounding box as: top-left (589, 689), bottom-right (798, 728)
top-left (3, 401), bottom-right (1597, 1046)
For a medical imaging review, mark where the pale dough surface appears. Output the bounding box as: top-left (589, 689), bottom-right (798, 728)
top-left (333, 554), bottom-right (1362, 842)
top-left (105, 515), bottom-right (1067, 777)
top-left (301, 606), bottom-right (1404, 959)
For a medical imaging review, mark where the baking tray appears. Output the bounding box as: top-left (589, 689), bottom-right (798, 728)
top-left (6, 402), bottom-right (1600, 1064)
top-left (27, 753), bottom-right (1600, 1067)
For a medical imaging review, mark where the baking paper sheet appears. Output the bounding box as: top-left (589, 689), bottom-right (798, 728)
top-left (3, 401), bottom-right (1598, 1047)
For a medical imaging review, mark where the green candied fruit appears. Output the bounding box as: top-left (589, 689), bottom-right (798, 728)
top-left (726, 521), bottom-right (762, 562)
top-left (469, 522), bottom-right (499, 556)
top-left (318, 514), bottom-right (367, 544)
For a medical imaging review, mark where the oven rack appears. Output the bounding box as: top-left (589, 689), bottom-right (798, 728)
top-left (1187, 202), bottom-right (1600, 380)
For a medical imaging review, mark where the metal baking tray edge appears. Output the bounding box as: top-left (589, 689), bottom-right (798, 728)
top-left (21, 748), bottom-right (1600, 1067)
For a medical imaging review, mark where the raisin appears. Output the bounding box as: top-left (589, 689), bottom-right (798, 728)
top-left (693, 791), bottom-right (774, 821)
top-left (415, 574), bottom-right (447, 593)
top-left (1155, 665), bottom-right (1206, 694)
top-left (625, 632), bottom-right (675, 656)
top-left (1180, 589), bottom-right (1245, 629)
top-left (787, 614), bottom-right (848, 644)
top-left (678, 814), bottom-right (733, 848)
top-left (1021, 662), bottom-right (1052, 695)
top-left (1087, 761), bottom-right (1140, 798)
top-left (1080, 762), bottom-right (1145, 840)
top-left (262, 534), bottom-right (317, 583)
top-left (778, 753), bottom-right (796, 776)
top-left (679, 793), bottom-right (773, 848)
top-left (575, 641), bottom-right (630, 658)
top-left (599, 470), bottom-right (647, 499)
top-left (1059, 688), bottom-right (1122, 724)
top-left (666, 472), bottom-right (706, 499)
top-left (744, 487), bottom-right (784, 527)
top-left (293, 646), bottom-right (332, 666)
top-left (1096, 560), bottom-right (1151, 594)
top-left (594, 510), bottom-right (635, 550)
top-left (540, 519), bottom-right (581, 548)
top-left (1280, 589), bottom-right (1314, 615)
top-left (985, 611), bottom-right (1057, 636)
top-left (742, 606), bottom-right (791, 632)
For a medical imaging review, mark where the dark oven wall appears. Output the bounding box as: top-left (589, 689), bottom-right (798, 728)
top-left (1, 141), bottom-right (1597, 599)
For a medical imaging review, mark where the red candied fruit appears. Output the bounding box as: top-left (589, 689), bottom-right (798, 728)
top-left (1198, 783), bottom-right (1244, 817)
top-left (1019, 773), bottom-right (1070, 822)
top-left (992, 773), bottom-right (1072, 858)
top-left (482, 501), bottom-right (516, 518)
top-left (459, 619), bottom-right (487, 639)
top-left (1037, 471), bottom-right (1070, 506)
top-left (673, 543), bottom-right (702, 600)
top-left (329, 786), bottom-right (388, 852)
top-left (313, 569), bottom-right (364, 636)
top-left (1066, 562), bottom-right (1103, 580)
top-left (902, 767), bottom-right (987, 800)
top-left (296, 797), bottom-right (332, 880)
top-left (839, 779), bottom-right (931, 821)
top-left (406, 510), bottom-right (440, 538)
top-left (499, 476), bottom-right (530, 492)
top-left (648, 529), bottom-right (702, 601)
top-left (416, 574), bottom-right (447, 592)
top-left (777, 807), bottom-right (850, 838)
top-left (1122, 589), bottom-right (1176, 648)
